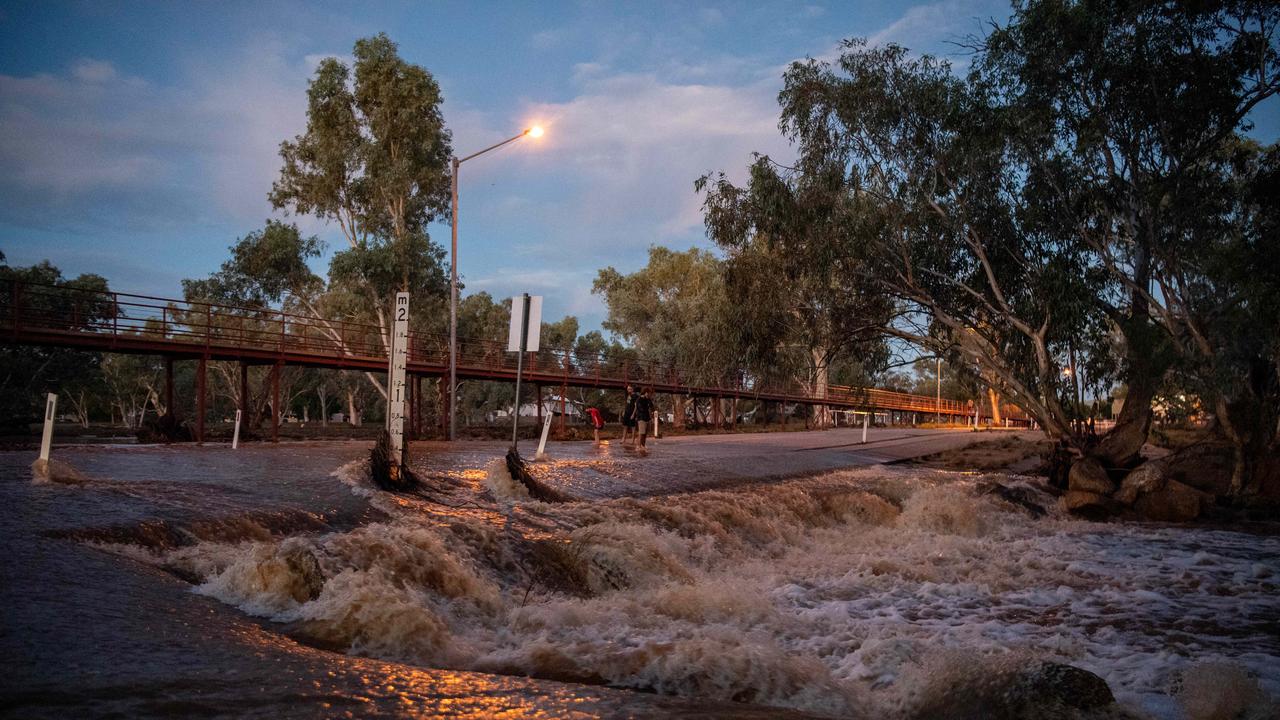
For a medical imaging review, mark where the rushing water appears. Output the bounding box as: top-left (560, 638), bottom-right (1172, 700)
top-left (2, 438), bottom-right (1277, 719)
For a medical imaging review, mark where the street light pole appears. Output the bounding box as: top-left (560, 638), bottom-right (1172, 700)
top-left (449, 156), bottom-right (459, 442)
top-left (448, 126), bottom-right (544, 441)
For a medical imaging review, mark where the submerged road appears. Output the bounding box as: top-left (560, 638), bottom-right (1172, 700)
top-left (410, 427), bottom-right (1042, 500)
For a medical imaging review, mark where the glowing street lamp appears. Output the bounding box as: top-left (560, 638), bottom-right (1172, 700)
top-left (448, 125), bottom-right (544, 441)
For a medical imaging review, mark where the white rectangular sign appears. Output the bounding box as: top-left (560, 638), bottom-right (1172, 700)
top-left (507, 295), bottom-right (542, 352)
top-left (388, 292), bottom-right (410, 459)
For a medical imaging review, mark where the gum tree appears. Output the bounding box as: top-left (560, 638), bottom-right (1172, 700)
top-left (269, 33), bottom-right (452, 398)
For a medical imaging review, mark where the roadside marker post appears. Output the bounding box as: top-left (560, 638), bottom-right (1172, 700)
top-left (536, 412), bottom-right (553, 459)
top-left (40, 393), bottom-right (56, 462)
top-left (861, 410), bottom-right (869, 444)
top-left (232, 409), bottom-right (242, 449)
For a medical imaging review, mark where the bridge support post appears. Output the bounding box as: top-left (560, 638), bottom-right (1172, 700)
top-left (164, 357), bottom-right (174, 418)
top-left (438, 378), bottom-right (447, 435)
top-left (271, 361), bottom-right (281, 443)
top-left (195, 355), bottom-right (206, 444)
top-left (239, 361), bottom-right (249, 433)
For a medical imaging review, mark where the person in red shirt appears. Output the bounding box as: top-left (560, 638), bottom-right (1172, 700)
top-left (586, 406), bottom-right (604, 444)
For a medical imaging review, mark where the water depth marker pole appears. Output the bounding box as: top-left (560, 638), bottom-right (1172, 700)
top-left (388, 292), bottom-right (411, 468)
top-left (39, 393), bottom-right (57, 462)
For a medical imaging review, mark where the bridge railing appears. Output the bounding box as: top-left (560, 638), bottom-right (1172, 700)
top-left (3, 278), bottom-right (1024, 414)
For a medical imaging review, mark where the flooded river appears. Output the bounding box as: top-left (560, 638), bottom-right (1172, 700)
top-left (2, 436), bottom-right (1277, 719)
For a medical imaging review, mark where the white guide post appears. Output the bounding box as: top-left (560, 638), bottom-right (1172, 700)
top-left (653, 415), bottom-right (660, 439)
top-left (388, 292), bottom-right (410, 462)
top-left (40, 393), bottom-right (57, 462)
top-left (232, 409), bottom-right (242, 449)
top-left (536, 412), bottom-right (553, 459)
top-left (861, 411), bottom-right (870, 444)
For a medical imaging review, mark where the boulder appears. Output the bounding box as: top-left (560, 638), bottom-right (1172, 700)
top-left (1062, 490), bottom-right (1123, 520)
top-left (1134, 479), bottom-right (1208, 522)
top-left (906, 658), bottom-right (1115, 718)
top-left (1114, 460), bottom-right (1169, 505)
top-left (30, 457), bottom-right (88, 484)
top-left (1013, 661), bottom-right (1115, 710)
top-left (1068, 457), bottom-right (1115, 495)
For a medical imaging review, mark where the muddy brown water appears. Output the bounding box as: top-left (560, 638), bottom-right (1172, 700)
top-left (2, 436), bottom-right (1277, 719)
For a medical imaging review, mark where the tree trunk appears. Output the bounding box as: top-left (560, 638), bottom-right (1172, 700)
top-left (671, 394), bottom-right (686, 429)
top-left (811, 348), bottom-right (830, 428)
top-left (987, 387), bottom-right (1002, 426)
top-left (1215, 358), bottom-right (1280, 497)
top-left (347, 390), bottom-right (361, 427)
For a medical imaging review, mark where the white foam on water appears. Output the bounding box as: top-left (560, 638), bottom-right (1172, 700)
top-left (332, 458), bottom-right (377, 499)
top-left (132, 465), bottom-right (1279, 718)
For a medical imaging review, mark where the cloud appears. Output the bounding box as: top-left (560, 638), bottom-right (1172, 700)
top-left (514, 71), bottom-right (789, 246)
top-left (70, 58), bottom-right (118, 83)
top-left (530, 28), bottom-right (567, 50)
top-left (0, 38), bottom-right (332, 239)
top-left (865, 0), bottom-right (990, 53)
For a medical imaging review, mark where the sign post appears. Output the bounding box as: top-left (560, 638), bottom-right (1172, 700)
top-left (232, 409), bottom-right (242, 449)
top-left (40, 393), bottom-right (57, 462)
top-left (388, 292), bottom-right (410, 464)
top-left (507, 294), bottom-right (542, 452)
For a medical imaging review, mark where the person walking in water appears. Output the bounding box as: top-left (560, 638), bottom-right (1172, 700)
top-left (620, 384), bottom-right (638, 445)
top-left (586, 405), bottom-right (605, 444)
top-left (635, 388), bottom-right (655, 449)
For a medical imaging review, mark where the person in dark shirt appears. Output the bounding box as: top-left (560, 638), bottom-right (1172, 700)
top-left (635, 388), bottom-right (655, 448)
top-left (621, 384), bottom-right (637, 445)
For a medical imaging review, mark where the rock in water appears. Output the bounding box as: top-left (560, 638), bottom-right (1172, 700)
top-left (369, 430), bottom-right (419, 492)
top-left (1068, 457), bottom-right (1116, 495)
top-left (31, 457), bottom-right (88, 484)
top-left (909, 658), bottom-right (1115, 718)
top-left (1134, 478), bottom-right (1207, 522)
top-left (1114, 460), bottom-right (1169, 505)
top-left (505, 447), bottom-right (569, 503)
top-left (1014, 661), bottom-right (1115, 709)
top-left (1062, 490), bottom-right (1123, 520)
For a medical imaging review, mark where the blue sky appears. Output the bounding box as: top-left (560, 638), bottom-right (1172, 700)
top-left (2, 1), bottom-right (1275, 334)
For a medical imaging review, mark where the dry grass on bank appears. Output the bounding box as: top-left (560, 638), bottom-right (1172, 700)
top-left (909, 434), bottom-right (1052, 474)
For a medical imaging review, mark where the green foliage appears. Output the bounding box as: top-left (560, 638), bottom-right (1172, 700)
top-left (593, 247), bottom-right (737, 386)
top-left (700, 0), bottom-right (1278, 454)
top-left (0, 256), bottom-right (111, 425)
top-left (270, 33), bottom-right (451, 254)
top-left (182, 220), bottom-right (323, 305)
